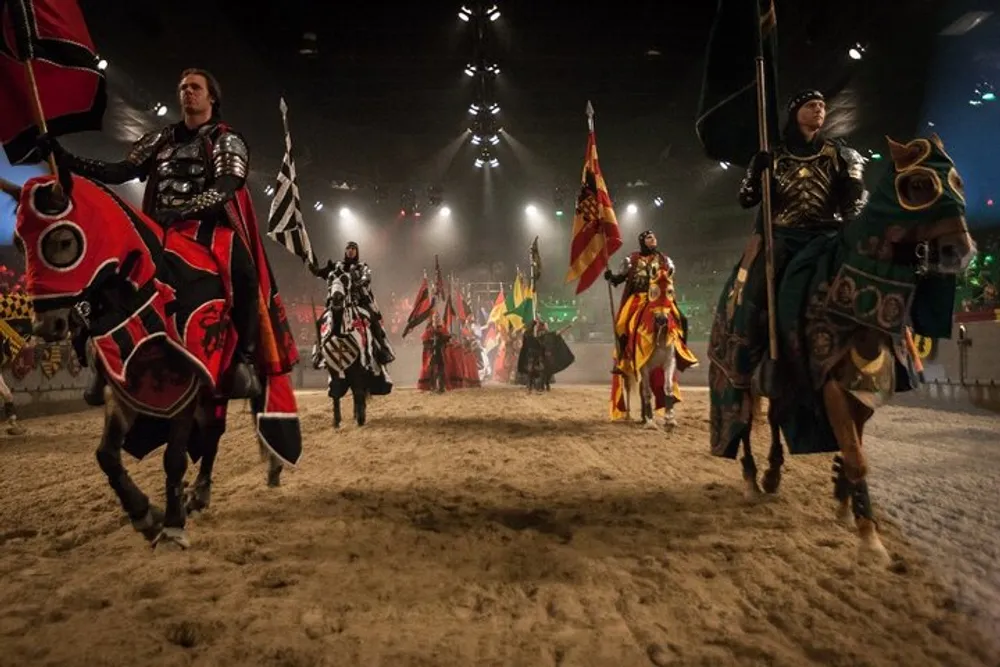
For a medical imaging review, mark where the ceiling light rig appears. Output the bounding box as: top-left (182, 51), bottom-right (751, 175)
top-left (458, 1), bottom-right (503, 169)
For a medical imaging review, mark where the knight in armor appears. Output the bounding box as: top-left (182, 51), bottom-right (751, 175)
top-left (604, 230), bottom-right (688, 370)
top-left (709, 89), bottom-right (868, 451)
top-left (720, 90), bottom-right (867, 368)
top-left (39, 68), bottom-right (266, 406)
top-left (310, 241), bottom-right (395, 365)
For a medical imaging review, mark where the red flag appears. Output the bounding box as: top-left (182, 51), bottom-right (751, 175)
top-left (565, 129), bottom-right (622, 294)
top-left (455, 289), bottom-right (470, 322)
top-left (0, 0), bottom-right (107, 165)
top-left (443, 292), bottom-right (457, 331)
top-left (402, 277), bottom-right (434, 338)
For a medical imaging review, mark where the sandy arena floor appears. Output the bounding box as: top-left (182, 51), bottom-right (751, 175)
top-left (0, 385), bottom-right (998, 667)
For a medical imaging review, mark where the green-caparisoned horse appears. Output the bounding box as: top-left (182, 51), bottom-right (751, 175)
top-left (709, 134), bottom-right (976, 564)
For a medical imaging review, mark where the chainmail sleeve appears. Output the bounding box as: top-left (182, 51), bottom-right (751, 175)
top-left (175, 131), bottom-right (249, 221)
top-left (59, 129), bottom-right (163, 184)
top-left (835, 145), bottom-right (869, 221)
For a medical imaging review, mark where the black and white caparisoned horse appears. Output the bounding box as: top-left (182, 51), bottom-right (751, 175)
top-left (311, 272), bottom-right (393, 427)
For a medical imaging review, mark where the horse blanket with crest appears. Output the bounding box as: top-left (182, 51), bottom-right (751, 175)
top-left (709, 224), bottom-right (929, 460)
top-left (18, 176), bottom-right (302, 466)
top-left (315, 307), bottom-right (392, 397)
top-left (610, 270), bottom-right (698, 420)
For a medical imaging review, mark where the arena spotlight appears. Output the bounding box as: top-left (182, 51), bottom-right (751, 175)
top-left (525, 204), bottom-right (538, 216)
top-left (339, 207), bottom-right (352, 219)
top-left (626, 203), bottom-right (638, 215)
top-left (96, 57), bottom-right (108, 71)
top-left (458, 6), bottom-right (471, 21)
top-left (848, 43), bottom-right (866, 60)
top-left (488, 5), bottom-right (500, 21)
top-left (153, 102), bottom-right (168, 117)
top-left (440, 206), bottom-right (452, 217)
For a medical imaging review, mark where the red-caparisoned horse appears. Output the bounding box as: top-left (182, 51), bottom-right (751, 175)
top-left (0, 171), bottom-right (300, 550)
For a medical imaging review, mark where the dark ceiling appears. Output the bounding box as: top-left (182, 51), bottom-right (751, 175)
top-left (67, 0), bottom-right (996, 258)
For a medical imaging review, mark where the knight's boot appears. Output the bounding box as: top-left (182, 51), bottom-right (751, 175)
top-left (84, 369), bottom-right (107, 407)
top-left (611, 334), bottom-right (628, 374)
top-left (372, 320), bottom-right (395, 365)
top-left (228, 347), bottom-right (262, 400)
top-left (227, 238), bottom-right (263, 400)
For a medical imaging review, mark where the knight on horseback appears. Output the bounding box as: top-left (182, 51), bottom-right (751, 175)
top-left (709, 89), bottom-right (868, 455)
top-left (37, 68), bottom-right (275, 406)
top-left (311, 241), bottom-right (395, 366)
top-left (604, 230), bottom-right (689, 373)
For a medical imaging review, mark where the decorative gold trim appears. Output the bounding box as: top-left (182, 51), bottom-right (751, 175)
top-left (947, 167), bottom-right (966, 204)
top-left (850, 346), bottom-right (887, 376)
top-left (894, 165), bottom-right (943, 211)
top-left (887, 137), bottom-right (932, 172)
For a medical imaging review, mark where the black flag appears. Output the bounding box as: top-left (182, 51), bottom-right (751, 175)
top-left (695, 0), bottom-right (779, 169)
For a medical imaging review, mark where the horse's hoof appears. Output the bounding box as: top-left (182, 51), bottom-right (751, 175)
top-left (836, 502), bottom-right (853, 526)
top-left (152, 527), bottom-right (190, 551)
top-left (5, 424), bottom-right (26, 436)
top-left (184, 481), bottom-right (212, 514)
top-left (267, 469), bottom-right (282, 488)
top-left (761, 468), bottom-right (782, 494)
top-left (857, 535), bottom-right (891, 567)
top-left (743, 477), bottom-right (763, 501)
top-left (642, 419), bottom-right (660, 431)
top-left (131, 506), bottom-right (165, 542)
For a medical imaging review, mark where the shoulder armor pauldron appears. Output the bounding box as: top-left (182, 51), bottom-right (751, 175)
top-left (837, 144), bottom-right (866, 180)
top-left (213, 131), bottom-right (249, 179)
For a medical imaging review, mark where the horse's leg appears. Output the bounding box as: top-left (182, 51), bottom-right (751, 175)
top-left (761, 406), bottom-right (785, 494)
top-left (639, 366), bottom-right (656, 428)
top-left (740, 422), bottom-right (763, 500)
top-left (154, 402), bottom-right (196, 550)
top-left (660, 346), bottom-right (678, 429)
top-left (0, 372), bottom-right (24, 435)
top-left (354, 390), bottom-right (366, 426)
top-left (95, 398), bottom-right (163, 543)
top-left (185, 407), bottom-right (224, 514)
top-left (332, 396), bottom-right (342, 429)
top-left (821, 380), bottom-right (889, 565)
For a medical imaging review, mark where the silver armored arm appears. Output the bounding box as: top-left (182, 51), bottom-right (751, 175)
top-left (58, 128), bottom-right (164, 185)
top-left (837, 145), bottom-right (869, 221)
top-left (175, 131), bottom-right (249, 221)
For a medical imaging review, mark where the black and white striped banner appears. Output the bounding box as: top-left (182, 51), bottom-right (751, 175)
top-left (266, 97), bottom-right (317, 268)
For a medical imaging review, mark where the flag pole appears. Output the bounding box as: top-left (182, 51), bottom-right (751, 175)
top-left (755, 14), bottom-right (779, 362)
top-left (587, 102), bottom-right (622, 362)
top-left (9, 0), bottom-right (60, 182)
top-left (529, 236), bottom-right (539, 324)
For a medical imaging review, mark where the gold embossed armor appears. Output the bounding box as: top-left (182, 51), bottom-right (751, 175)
top-left (737, 140), bottom-right (867, 226)
top-left (771, 143), bottom-right (842, 228)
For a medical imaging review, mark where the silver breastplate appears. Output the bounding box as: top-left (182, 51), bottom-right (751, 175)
top-left (150, 132), bottom-right (211, 213)
top-left (772, 145), bottom-right (841, 228)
